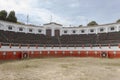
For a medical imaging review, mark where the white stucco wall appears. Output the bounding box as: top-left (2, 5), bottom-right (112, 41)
top-left (0, 20), bottom-right (120, 36)
top-left (0, 46), bottom-right (119, 51)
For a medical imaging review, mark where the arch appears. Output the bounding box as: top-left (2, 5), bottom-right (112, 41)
top-left (46, 29), bottom-right (52, 37)
top-left (22, 52), bottom-right (28, 59)
top-left (54, 29), bottom-right (60, 37)
top-left (101, 52), bottom-right (107, 58)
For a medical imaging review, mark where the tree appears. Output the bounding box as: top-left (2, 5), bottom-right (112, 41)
top-left (116, 19), bottom-right (120, 23)
top-left (6, 11), bottom-right (17, 23)
top-left (0, 10), bottom-right (7, 20)
top-left (87, 21), bottom-right (98, 26)
top-left (79, 25), bottom-right (83, 27)
top-left (17, 21), bottom-right (25, 25)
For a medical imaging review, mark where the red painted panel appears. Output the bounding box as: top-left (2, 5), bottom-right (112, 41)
top-left (64, 51), bottom-right (71, 57)
top-left (29, 51), bottom-right (32, 58)
top-left (41, 51), bottom-right (48, 57)
top-left (0, 52), bottom-right (3, 60)
top-left (29, 51), bottom-right (40, 58)
top-left (5, 51), bottom-right (14, 60)
top-left (1, 50), bottom-right (120, 60)
top-left (79, 51), bottom-right (87, 57)
top-left (114, 51), bottom-right (120, 58)
top-left (0, 51), bottom-right (22, 60)
top-left (108, 51), bottom-right (114, 58)
top-left (94, 51), bottom-right (101, 58)
top-left (14, 51), bottom-right (22, 59)
top-left (34, 51), bottom-right (40, 58)
top-left (72, 51), bottom-right (79, 57)
top-left (88, 51), bottom-right (101, 57)
top-left (108, 51), bottom-right (120, 58)
top-left (49, 51), bottom-right (55, 57)
top-left (29, 51), bottom-right (36, 58)
top-left (57, 51), bottom-right (63, 57)
top-left (53, 51), bottom-right (58, 57)
top-left (88, 51), bottom-right (95, 57)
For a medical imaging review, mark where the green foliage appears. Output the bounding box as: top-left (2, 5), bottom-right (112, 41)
top-left (6, 11), bottom-right (17, 23)
top-left (116, 19), bottom-right (120, 23)
top-left (79, 25), bottom-right (83, 27)
top-left (87, 21), bottom-right (98, 26)
top-left (17, 21), bottom-right (25, 25)
top-left (0, 10), bottom-right (7, 20)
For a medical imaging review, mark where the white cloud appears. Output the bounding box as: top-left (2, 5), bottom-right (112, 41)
top-left (68, 3), bottom-right (80, 8)
top-left (0, 0), bottom-right (30, 12)
top-left (0, 0), bottom-right (71, 26)
top-left (0, 0), bottom-right (118, 26)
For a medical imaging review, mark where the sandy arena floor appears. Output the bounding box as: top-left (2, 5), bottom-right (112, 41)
top-left (0, 57), bottom-right (120, 80)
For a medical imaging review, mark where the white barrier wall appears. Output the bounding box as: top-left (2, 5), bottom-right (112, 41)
top-left (0, 46), bottom-right (119, 51)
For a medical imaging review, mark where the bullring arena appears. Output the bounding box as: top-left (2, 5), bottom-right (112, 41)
top-left (0, 20), bottom-right (120, 80)
top-left (1, 58), bottom-right (120, 80)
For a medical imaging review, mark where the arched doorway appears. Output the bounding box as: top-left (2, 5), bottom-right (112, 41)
top-left (55, 29), bottom-right (60, 37)
top-left (22, 52), bottom-right (29, 59)
top-left (46, 29), bottom-right (52, 37)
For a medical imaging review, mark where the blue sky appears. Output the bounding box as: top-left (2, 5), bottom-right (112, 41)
top-left (0, 0), bottom-right (120, 26)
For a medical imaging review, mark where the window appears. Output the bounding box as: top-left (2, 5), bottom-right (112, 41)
top-left (73, 30), bottom-right (76, 33)
top-left (90, 29), bottom-right (94, 32)
top-left (100, 28), bottom-right (104, 32)
top-left (38, 29), bottom-right (42, 33)
top-left (29, 29), bottom-right (33, 32)
top-left (19, 28), bottom-right (23, 31)
top-left (81, 30), bottom-right (84, 33)
top-left (0, 23), bottom-right (3, 27)
top-left (64, 30), bottom-right (67, 33)
top-left (110, 27), bottom-right (115, 31)
top-left (8, 26), bottom-right (13, 30)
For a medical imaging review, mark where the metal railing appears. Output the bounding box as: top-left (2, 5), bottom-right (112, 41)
top-left (0, 42), bottom-right (119, 47)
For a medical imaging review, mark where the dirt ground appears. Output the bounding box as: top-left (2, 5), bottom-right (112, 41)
top-left (0, 57), bottom-right (120, 80)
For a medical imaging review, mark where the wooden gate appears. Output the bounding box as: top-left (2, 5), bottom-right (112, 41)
top-left (55, 29), bottom-right (60, 37)
top-left (46, 29), bottom-right (52, 37)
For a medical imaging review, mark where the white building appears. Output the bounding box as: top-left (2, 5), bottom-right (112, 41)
top-left (0, 20), bottom-right (120, 36)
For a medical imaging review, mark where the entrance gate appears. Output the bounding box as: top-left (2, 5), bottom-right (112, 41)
top-left (46, 29), bottom-right (52, 37)
top-left (55, 29), bottom-right (60, 37)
